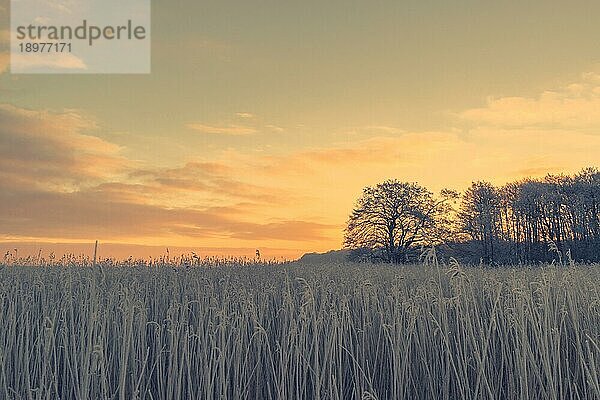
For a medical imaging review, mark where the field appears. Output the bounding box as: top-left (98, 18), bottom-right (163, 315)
top-left (0, 260), bottom-right (599, 399)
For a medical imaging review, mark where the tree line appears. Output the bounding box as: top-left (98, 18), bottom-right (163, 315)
top-left (344, 167), bottom-right (600, 264)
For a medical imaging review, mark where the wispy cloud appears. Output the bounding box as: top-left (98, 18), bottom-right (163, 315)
top-left (186, 123), bottom-right (257, 136)
top-left (131, 161), bottom-right (293, 204)
top-left (0, 187), bottom-right (333, 242)
top-left (187, 113), bottom-right (286, 136)
top-left (240, 133), bottom-right (454, 177)
top-left (235, 112), bottom-right (254, 119)
top-left (265, 124), bottom-right (285, 132)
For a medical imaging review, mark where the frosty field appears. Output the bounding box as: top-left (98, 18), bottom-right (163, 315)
top-left (0, 261), bottom-right (598, 399)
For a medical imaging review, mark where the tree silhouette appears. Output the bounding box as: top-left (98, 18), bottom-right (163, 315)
top-left (457, 181), bottom-right (501, 263)
top-left (346, 167), bottom-right (599, 264)
top-left (344, 180), bottom-right (457, 263)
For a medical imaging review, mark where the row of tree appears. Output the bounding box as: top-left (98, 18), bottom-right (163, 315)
top-left (344, 167), bottom-right (600, 264)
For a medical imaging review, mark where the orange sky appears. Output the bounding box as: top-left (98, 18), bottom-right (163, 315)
top-left (1, 1), bottom-right (599, 259)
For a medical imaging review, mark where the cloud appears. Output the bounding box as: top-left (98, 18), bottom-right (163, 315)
top-left (0, 104), bottom-right (126, 191)
top-left (132, 161), bottom-right (293, 204)
top-left (265, 124), bottom-right (285, 132)
top-left (0, 30), bottom-right (81, 73)
top-left (187, 113), bottom-right (287, 136)
top-left (34, 16), bottom-right (51, 24)
top-left (449, 70), bottom-right (600, 180)
top-left (241, 132), bottom-right (456, 178)
top-left (350, 125), bottom-right (405, 136)
top-left (459, 72), bottom-right (600, 130)
top-left (229, 220), bottom-right (335, 241)
top-left (235, 112), bottom-right (254, 119)
top-left (0, 185), bottom-right (334, 243)
top-left (11, 53), bottom-right (87, 71)
top-left (0, 104), bottom-right (327, 245)
top-left (171, 219), bottom-right (334, 242)
top-left (187, 123), bottom-right (257, 136)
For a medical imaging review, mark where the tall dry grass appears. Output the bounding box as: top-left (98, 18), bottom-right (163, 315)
top-left (0, 261), bottom-right (598, 399)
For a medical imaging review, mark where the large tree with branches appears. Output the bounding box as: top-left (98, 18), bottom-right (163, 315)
top-left (344, 180), bottom-right (457, 263)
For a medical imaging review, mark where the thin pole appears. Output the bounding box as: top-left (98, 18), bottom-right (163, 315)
top-left (93, 240), bottom-right (98, 267)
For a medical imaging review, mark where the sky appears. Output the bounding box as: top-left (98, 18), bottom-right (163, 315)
top-left (1, 1), bottom-right (600, 259)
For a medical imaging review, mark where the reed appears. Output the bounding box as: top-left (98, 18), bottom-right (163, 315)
top-left (0, 261), bottom-right (598, 399)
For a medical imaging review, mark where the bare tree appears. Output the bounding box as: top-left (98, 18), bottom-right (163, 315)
top-left (344, 180), bottom-right (457, 263)
top-left (458, 181), bottom-right (501, 263)
top-left (466, 168), bottom-right (599, 263)
top-left (346, 167), bottom-right (599, 265)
